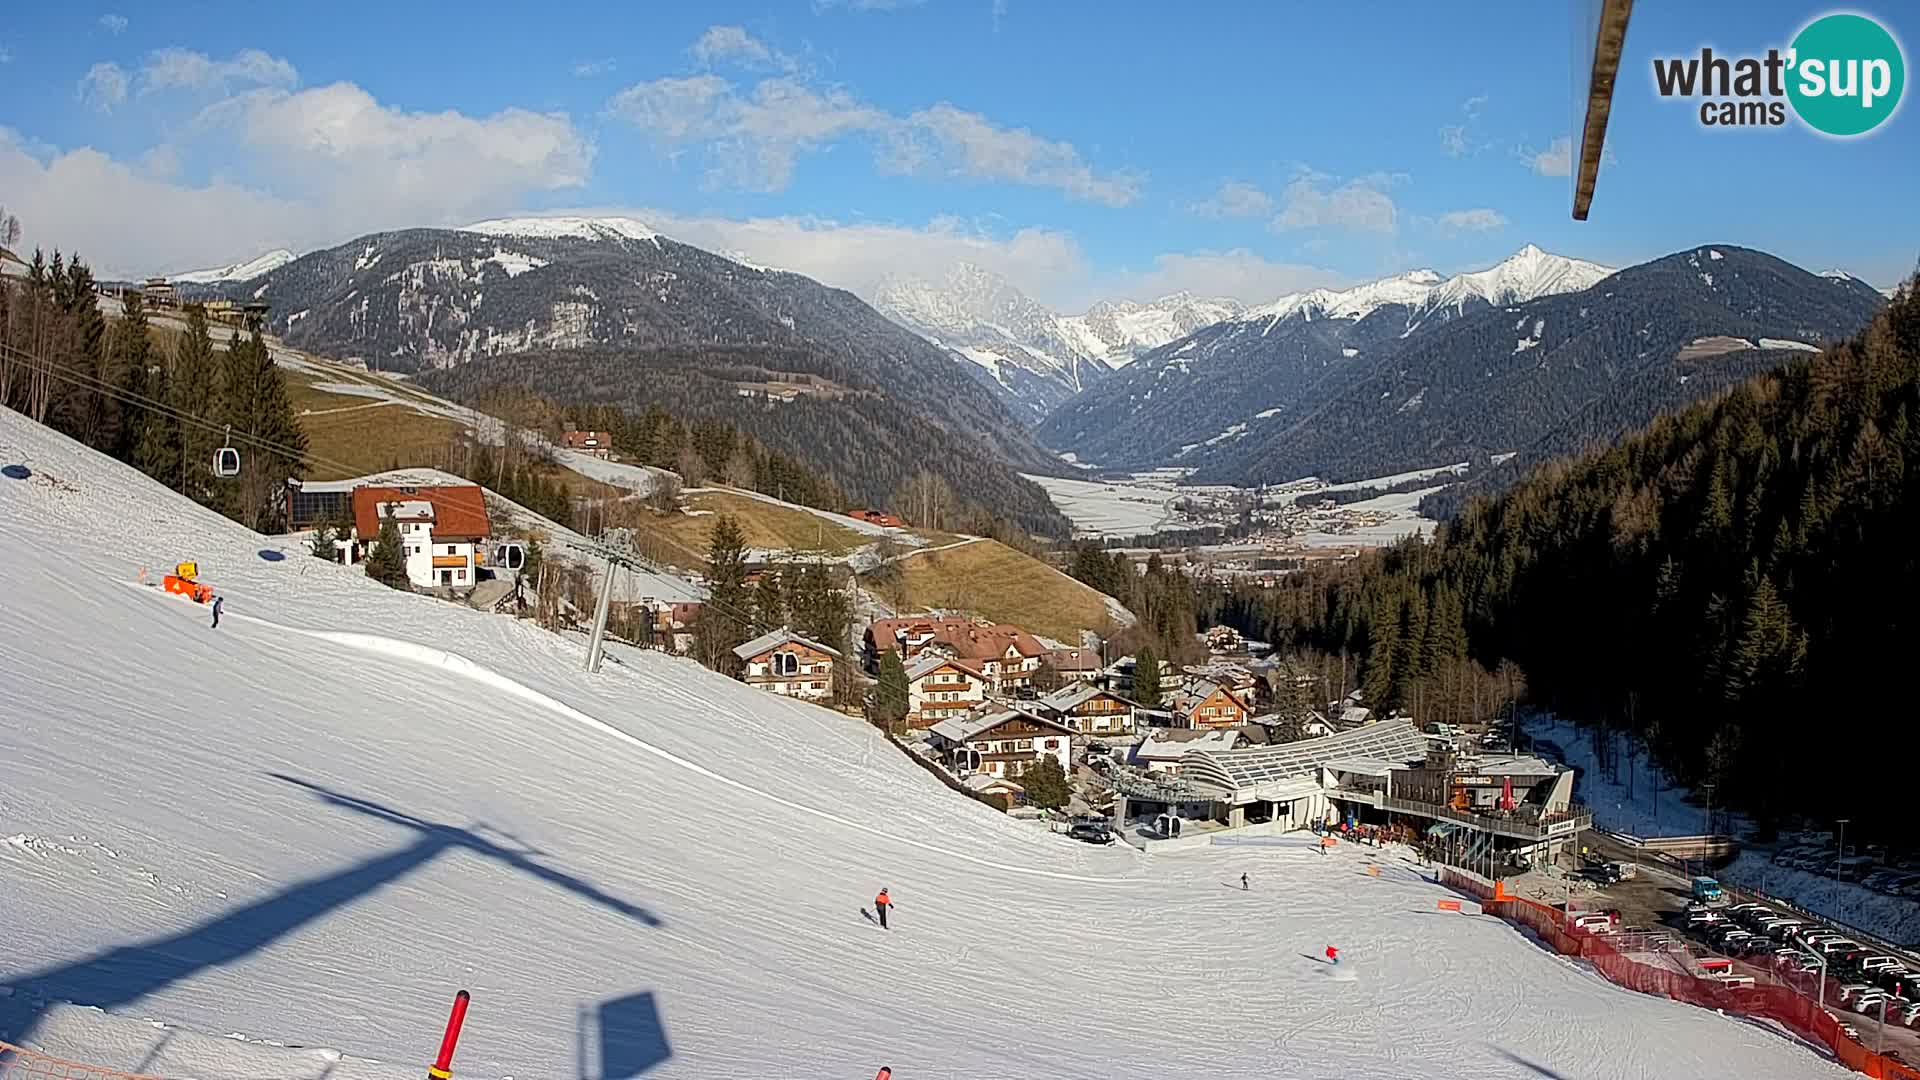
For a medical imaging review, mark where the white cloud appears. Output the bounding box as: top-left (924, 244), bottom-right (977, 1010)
top-left (1523, 135), bottom-right (1573, 177)
top-left (1439, 124), bottom-right (1470, 158)
top-left (691, 26), bottom-right (793, 71)
top-left (0, 43), bottom-right (12, 64)
top-left (1462, 93), bottom-right (1487, 120)
top-left (609, 43), bottom-right (1137, 204)
top-left (99, 14), bottom-right (129, 34)
top-left (1440, 94), bottom-right (1490, 157)
top-left (2, 81), bottom-right (593, 278)
top-left (140, 47), bottom-right (299, 95)
top-left (889, 103), bottom-right (1141, 206)
top-left (1433, 208), bottom-right (1509, 233)
top-left (1094, 249), bottom-right (1347, 308)
top-left (1270, 170), bottom-right (1399, 234)
top-left (1188, 180), bottom-right (1273, 219)
top-left (572, 58), bottom-right (615, 78)
top-left (79, 62), bottom-right (130, 112)
top-left (1519, 134), bottom-right (1617, 177)
top-left (992, 0), bottom-right (1009, 31)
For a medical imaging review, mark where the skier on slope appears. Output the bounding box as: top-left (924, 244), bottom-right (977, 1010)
top-left (873, 887), bottom-right (893, 930)
top-left (1325, 944), bottom-right (1340, 966)
top-left (210, 595), bottom-right (224, 629)
top-left (1241, 872), bottom-right (1249, 891)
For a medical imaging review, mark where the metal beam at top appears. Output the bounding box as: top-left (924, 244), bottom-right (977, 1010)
top-left (1573, 0), bottom-right (1635, 221)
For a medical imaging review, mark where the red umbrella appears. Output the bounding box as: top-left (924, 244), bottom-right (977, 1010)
top-left (1501, 775), bottom-right (1514, 811)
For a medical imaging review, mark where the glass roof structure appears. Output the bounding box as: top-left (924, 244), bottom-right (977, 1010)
top-left (1182, 719), bottom-right (1431, 796)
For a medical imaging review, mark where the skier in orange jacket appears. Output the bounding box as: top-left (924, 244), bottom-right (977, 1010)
top-left (874, 887), bottom-right (893, 929)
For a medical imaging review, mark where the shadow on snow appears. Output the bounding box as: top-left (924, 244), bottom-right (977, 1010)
top-left (0, 774), bottom-right (665, 1067)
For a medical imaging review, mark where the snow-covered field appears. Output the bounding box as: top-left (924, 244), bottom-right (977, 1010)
top-left (0, 409), bottom-right (1854, 1079)
top-left (1524, 712), bottom-right (1713, 837)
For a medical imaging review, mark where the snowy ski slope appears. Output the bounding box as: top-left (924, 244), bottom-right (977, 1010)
top-left (0, 410), bottom-right (1853, 1080)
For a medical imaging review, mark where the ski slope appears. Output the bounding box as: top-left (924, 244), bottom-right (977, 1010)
top-left (0, 410), bottom-right (1854, 1080)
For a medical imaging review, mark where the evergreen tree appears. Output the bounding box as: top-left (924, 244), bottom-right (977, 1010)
top-left (218, 327), bottom-right (307, 531)
top-left (169, 306), bottom-right (221, 505)
top-left (310, 520), bottom-right (336, 559)
top-left (135, 357), bottom-right (181, 486)
top-left (1032, 656), bottom-right (1062, 694)
top-left (363, 508), bottom-right (412, 590)
top-left (752, 563), bottom-right (787, 635)
top-left (875, 649), bottom-right (910, 732)
top-left (695, 514), bottom-right (751, 674)
top-left (1132, 644), bottom-right (1162, 707)
top-left (1019, 754), bottom-right (1071, 811)
top-left (114, 291), bottom-right (154, 462)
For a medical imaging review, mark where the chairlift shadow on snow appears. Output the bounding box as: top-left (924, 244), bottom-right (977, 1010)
top-left (1, 464), bottom-right (30, 480)
top-left (0, 775), bottom-right (664, 1058)
top-left (576, 994), bottom-right (673, 1079)
top-left (257, 549), bottom-right (287, 562)
top-left (1489, 1045), bottom-right (1573, 1079)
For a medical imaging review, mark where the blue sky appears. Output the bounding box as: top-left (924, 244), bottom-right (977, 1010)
top-left (0, 1), bottom-right (1912, 307)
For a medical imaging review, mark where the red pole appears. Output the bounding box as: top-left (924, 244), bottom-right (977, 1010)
top-left (429, 990), bottom-right (471, 1080)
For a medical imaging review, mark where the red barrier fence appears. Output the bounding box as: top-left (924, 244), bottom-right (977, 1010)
top-left (0, 1042), bottom-right (160, 1080)
top-left (1488, 895), bottom-right (1920, 1080)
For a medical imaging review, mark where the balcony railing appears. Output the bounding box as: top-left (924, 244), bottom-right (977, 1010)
top-left (1383, 795), bottom-right (1593, 840)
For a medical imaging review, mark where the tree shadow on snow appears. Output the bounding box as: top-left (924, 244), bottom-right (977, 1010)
top-left (576, 994), bottom-right (673, 1079)
top-left (1490, 1045), bottom-right (1573, 1079)
top-left (0, 775), bottom-right (662, 1054)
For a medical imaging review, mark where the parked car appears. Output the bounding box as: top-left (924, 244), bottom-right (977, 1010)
top-left (1840, 984), bottom-right (1877, 1003)
top-left (1861, 956), bottom-right (1903, 972)
top-left (1901, 1002), bottom-right (1920, 1027)
top-left (1067, 819), bottom-right (1115, 845)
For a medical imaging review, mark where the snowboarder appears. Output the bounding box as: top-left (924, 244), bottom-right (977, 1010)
top-left (1241, 873), bottom-right (1249, 891)
top-left (210, 595), bottom-right (224, 629)
top-left (874, 887), bottom-right (893, 930)
top-left (1325, 945), bottom-right (1340, 966)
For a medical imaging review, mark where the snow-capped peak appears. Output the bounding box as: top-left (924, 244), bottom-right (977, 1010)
top-left (1238, 246), bottom-right (1612, 329)
top-left (458, 216), bottom-right (662, 245)
top-left (167, 249), bottom-right (296, 285)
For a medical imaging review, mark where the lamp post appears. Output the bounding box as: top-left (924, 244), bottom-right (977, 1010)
top-left (1837, 818), bottom-right (1849, 883)
top-left (1796, 940), bottom-right (1829, 1013)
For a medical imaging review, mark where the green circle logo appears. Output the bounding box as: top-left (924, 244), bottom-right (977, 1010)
top-left (1787, 13), bottom-right (1906, 136)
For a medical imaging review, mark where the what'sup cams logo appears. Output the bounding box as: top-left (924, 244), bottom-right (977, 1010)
top-left (1652, 11), bottom-right (1906, 136)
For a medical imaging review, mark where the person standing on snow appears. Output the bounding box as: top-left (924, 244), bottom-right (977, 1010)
top-left (1241, 873), bottom-right (1249, 891)
top-left (874, 887), bottom-right (893, 930)
top-left (210, 595), bottom-right (224, 629)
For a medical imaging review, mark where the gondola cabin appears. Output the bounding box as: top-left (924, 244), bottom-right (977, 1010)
top-left (213, 446), bottom-right (240, 478)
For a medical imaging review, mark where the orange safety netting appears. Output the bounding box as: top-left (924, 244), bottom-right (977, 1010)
top-left (0, 1043), bottom-right (161, 1080)
top-left (1475, 891), bottom-right (1920, 1080)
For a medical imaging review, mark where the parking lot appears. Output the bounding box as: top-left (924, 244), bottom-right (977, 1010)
top-left (1563, 838), bottom-right (1920, 1066)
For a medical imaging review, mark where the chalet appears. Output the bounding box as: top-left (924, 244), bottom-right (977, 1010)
top-left (563, 430), bottom-right (615, 460)
top-left (733, 627), bottom-right (841, 702)
top-left (846, 508), bottom-right (905, 528)
top-left (926, 706), bottom-right (1074, 782)
top-left (347, 483), bottom-right (491, 590)
top-left (0, 247), bottom-right (27, 281)
top-left (865, 616), bottom-right (1048, 693)
top-left (1049, 647), bottom-right (1103, 683)
top-left (904, 652), bottom-right (991, 728)
top-left (1131, 728), bottom-right (1243, 774)
top-left (1097, 653), bottom-right (1173, 696)
top-left (1035, 682), bottom-right (1139, 738)
top-left (1168, 679), bottom-right (1250, 731)
top-left (963, 773), bottom-right (1025, 802)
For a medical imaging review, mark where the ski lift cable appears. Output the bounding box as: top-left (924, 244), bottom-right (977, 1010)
top-left (4, 342), bottom-right (784, 627)
top-left (0, 342), bottom-right (383, 481)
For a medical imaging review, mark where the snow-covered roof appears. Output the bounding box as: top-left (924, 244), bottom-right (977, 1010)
top-left (1456, 754), bottom-right (1562, 778)
top-left (1134, 729), bottom-right (1240, 762)
top-left (928, 706), bottom-right (1071, 744)
top-left (904, 651), bottom-right (986, 682)
top-left (963, 773), bottom-right (1023, 794)
top-left (1038, 682), bottom-right (1132, 712)
top-left (1323, 757), bottom-right (1401, 778)
top-left (732, 627), bottom-right (843, 662)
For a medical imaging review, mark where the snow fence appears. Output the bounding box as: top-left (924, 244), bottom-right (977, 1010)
top-left (0, 1041), bottom-right (159, 1080)
top-left (1437, 868), bottom-right (1920, 1080)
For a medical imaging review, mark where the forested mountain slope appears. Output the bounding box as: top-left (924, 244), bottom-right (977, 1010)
top-left (1209, 278), bottom-right (1919, 836)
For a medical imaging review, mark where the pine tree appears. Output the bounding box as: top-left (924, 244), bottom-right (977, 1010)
top-left (1132, 644), bottom-right (1162, 707)
top-left (1019, 754), bottom-right (1071, 811)
top-left (169, 306), bottom-right (221, 505)
top-left (875, 649), bottom-right (910, 732)
top-left (114, 291), bottom-right (154, 462)
top-left (135, 356), bottom-right (181, 486)
top-left (310, 520), bottom-right (336, 559)
top-left (752, 563), bottom-right (786, 635)
top-left (218, 327), bottom-right (307, 531)
top-left (363, 508), bottom-right (412, 590)
top-left (695, 514), bottom-right (751, 674)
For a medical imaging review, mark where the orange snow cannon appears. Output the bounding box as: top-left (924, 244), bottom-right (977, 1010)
top-left (164, 574), bottom-right (214, 603)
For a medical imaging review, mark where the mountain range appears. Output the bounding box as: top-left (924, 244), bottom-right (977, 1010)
top-left (168, 248), bottom-right (296, 284)
top-left (201, 217), bottom-right (1073, 536)
top-left (1037, 245), bottom-right (1617, 472)
top-left (1186, 245), bottom-right (1886, 489)
top-left (872, 263), bottom-right (1241, 423)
